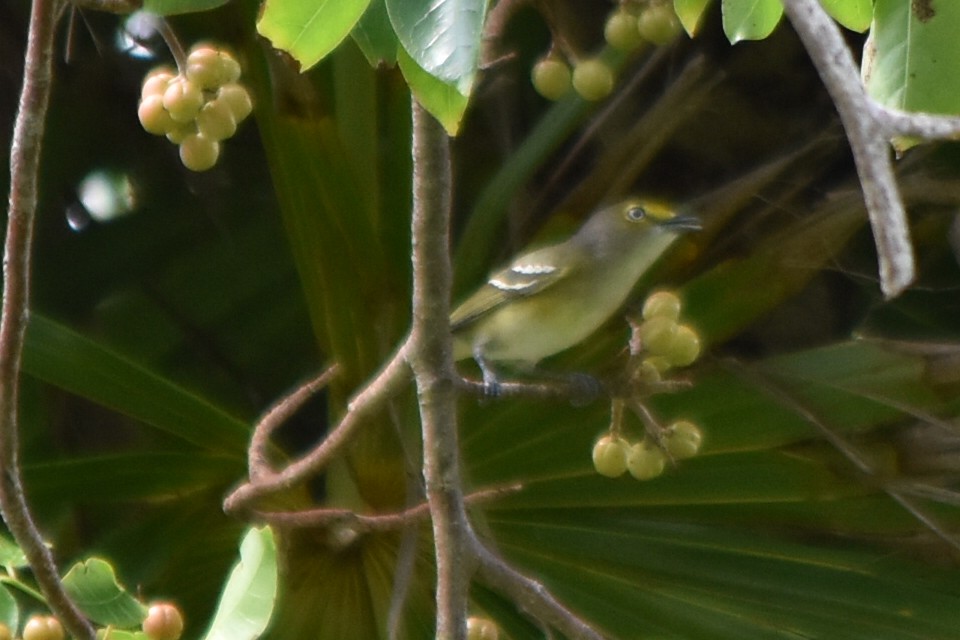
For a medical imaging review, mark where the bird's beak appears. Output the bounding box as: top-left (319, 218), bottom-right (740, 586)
top-left (662, 214), bottom-right (701, 232)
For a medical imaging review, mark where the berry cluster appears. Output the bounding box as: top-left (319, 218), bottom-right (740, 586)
top-left (592, 419), bottom-right (702, 481)
top-left (591, 289), bottom-right (704, 481)
top-left (138, 44), bottom-right (253, 172)
top-left (531, 1), bottom-right (683, 102)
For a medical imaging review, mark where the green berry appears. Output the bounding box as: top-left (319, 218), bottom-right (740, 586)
top-left (196, 98), bottom-right (237, 141)
top-left (637, 3), bottom-right (682, 45)
top-left (665, 323), bottom-right (701, 367)
top-left (162, 78), bottom-right (204, 123)
top-left (466, 616), bottom-right (500, 640)
top-left (179, 133), bottom-right (220, 172)
top-left (572, 58), bottom-right (615, 101)
top-left (605, 10), bottom-right (642, 52)
top-left (635, 358), bottom-right (662, 383)
top-left (663, 420), bottom-right (702, 459)
top-left (138, 94), bottom-right (176, 135)
top-left (642, 290), bottom-right (682, 321)
top-left (627, 441), bottom-right (666, 481)
top-left (592, 434), bottom-right (629, 478)
top-left (643, 355), bottom-right (673, 374)
top-left (638, 316), bottom-right (678, 356)
top-left (23, 616), bottom-right (64, 640)
top-left (143, 602), bottom-right (185, 640)
top-left (217, 83), bottom-right (254, 122)
top-left (531, 57), bottom-right (572, 101)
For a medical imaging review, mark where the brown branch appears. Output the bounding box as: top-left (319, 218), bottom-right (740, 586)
top-left (223, 340), bottom-right (411, 514)
top-left (247, 364), bottom-right (339, 479)
top-left (2, 0), bottom-right (95, 637)
top-left (408, 98), bottom-right (471, 639)
top-left (68, 0), bottom-right (140, 13)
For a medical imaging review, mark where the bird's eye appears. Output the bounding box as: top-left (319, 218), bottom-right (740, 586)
top-left (626, 206), bottom-right (646, 221)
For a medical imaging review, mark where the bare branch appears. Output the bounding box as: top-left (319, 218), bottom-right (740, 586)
top-left (781, 0), bottom-right (915, 298)
top-left (2, 0), bottom-right (95, 637)
top-left (68, 0), bottom-right (141, 13)
top-left (223, 341), bottom-right (411, 514)
top-left (409, 98), bottom-right (472, 640)
top-left (247, 364), bottom-right (339, 479)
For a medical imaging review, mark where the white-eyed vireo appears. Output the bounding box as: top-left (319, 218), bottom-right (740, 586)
top-left (451, 198), bottom-right (700, 389)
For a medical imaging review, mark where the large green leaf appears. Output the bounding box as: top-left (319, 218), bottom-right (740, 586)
top-left (351, 0), bottom-right (399, 66)
top-left (386, 0), bottom-right (487, 96)
top-left (201, 527), bottom-right (278, 640)
top-left (398, 46), bottom-right (470, 135)
top-left (22, 315), bottom-right (249, 454)
top-left (864, 0), bottom-right (960, 115)
top-left (721, 0), bottom-right (783, 43)
top-left (257, 0), bottom-right (372, 71)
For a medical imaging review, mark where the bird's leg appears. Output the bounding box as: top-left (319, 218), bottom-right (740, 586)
top-left (473, 347), bottom-right (502, 397)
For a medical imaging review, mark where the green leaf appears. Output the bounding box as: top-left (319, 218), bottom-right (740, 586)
top-left (257, 0), bottom-right (372, 71)
top-left (351, 0), bottom-right (399, 66)
top-left (675, 0), bottom-right (714, 36)
top-left (0, 535), bottom-right (27, 569)
top-left (141, 0), bottom-right (228, 16)
top-left (386, 0), bottom-right (487, 96)
top-left (398, 46), bottom-right (469, 135)
top-left (22, 315), bottom-right (249, 454)
top-left (721, 0), bottom-right (783, 43)
top-left (864, 0), bottom-right (960, 115)
top-left (820, 0), bottom-right (872, 32)
top-left (62, 558), bottom-right (148, 628)
top-left (201, 527), bottom-right (278, 640)
top-left (97, 631), bottom-right (152, 640)
top-left (0, 584), bottom-right (18, 634)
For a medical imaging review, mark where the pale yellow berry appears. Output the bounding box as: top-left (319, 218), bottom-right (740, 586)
top-left (627, 441), bottom-right (666, 480)
top-left (531, 57), bottom-right (572, 101)
top-left (592, 434), bottom-right (629, 478)
top-left (179, 134), bottom-right (220, 172)
top-left (0, 622), bottom-right (11, 640)
top-left (186, 44), bottom-right (241, 90)
top-left (141, 66), bottom-right (177, 100)
top-left (162, 78), bottom-right (204, 123)
top-left (217, 83), bottom-right (253, 122)
top-left (572, 58), bottom-right (614, 101)
top-left (23, 616), bottom-right (64, 640)
top-left (637, 3), bottom-right (682, 45)
top-left (142, 602), bottom-right (184, 640)
top-left (665, 324), bottom-right (701, 367)
top-left (196, 98), bottom-right (237, 141)
top-left (165, 121), bottom-right (197, 144)
top-left (642, 290), bottom-right (682, 321)
top-left (638, 316), bottom-right (678, 356)
top-left (605, 10), bottom-right (642, 52)
top-left (138, 94), bottom-right (176, 135)
top-left (663, 420), bottom-right (702, 459)
top-left (466, 616), bottom-right (499, 640)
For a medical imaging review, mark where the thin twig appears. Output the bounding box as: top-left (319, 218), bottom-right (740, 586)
top-left (782, 0), bottom-right (915, 298)
top-left (409, 98), bottom-right (472, 640)
top-left (155, 17), bottom-right (187, 72)
top-left (254, 484), bottom-right (522, 531)
top-left (2, 0), bottom-right (95, 637)
top-left (247, 364), bottom-right (339, 479)
top-left (223, 340), bottom-right (411, 514)
top-left (472, 540), bottom-right (605, 640)
top-left (68, 0), bottom-right (141, 13)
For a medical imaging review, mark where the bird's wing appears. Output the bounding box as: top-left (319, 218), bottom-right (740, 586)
top-left (450, 246), bottom-right (575, 330)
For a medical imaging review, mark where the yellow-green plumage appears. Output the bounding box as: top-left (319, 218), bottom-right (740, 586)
top-left (451, 199), bottom-right (698, 375)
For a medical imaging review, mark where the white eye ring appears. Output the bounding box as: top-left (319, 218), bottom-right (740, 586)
top-left (626, 206), bottom-right (646, 221)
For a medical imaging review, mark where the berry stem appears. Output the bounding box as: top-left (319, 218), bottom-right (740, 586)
top-left (156, 18), bottom-right (188, 73)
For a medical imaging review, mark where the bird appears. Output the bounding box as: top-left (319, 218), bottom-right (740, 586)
top-left (451, 198), bottom-right (700, 392)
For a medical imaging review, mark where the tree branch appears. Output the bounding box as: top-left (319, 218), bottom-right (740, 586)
top-left (408, 99), bottom-right (471, 640)
top-left (2, 0), bottom-right (95, 637)
top-left (781, 0), bottom-right (915, 298)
